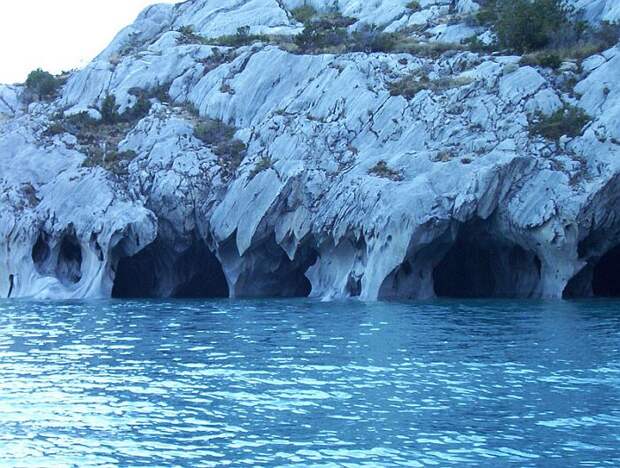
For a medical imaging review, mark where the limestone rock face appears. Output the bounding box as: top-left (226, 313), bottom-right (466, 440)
top-left (1, 0), bottom-right (620, 300)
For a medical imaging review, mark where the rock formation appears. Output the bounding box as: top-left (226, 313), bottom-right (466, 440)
top-left (1, 0), bottom-right (619, 300)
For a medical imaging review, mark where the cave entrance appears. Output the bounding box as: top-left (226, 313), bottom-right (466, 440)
top-left (591, 245), bottom-right (620, 297)
top-left (222, 235), bottom-right (317, 298)
top-left (432, 223), bottom-right (541, 299)
top-left (112, 239), bottom-right (229, 299)
top-left (56, 231), bottom-right (83, 285)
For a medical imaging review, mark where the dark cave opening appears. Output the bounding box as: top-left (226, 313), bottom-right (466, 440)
top-left (282, 244), bottom-right (317, 298)
top-left (591, 245), bottom-right (620, 297)
top-left (563, 264), bottom-right (593, 299)
top-left (291, 265), bottom-right (314, 298)
top-left (433, 237), bottom-right (496, 298)
top-left (55, 232), bottom-right (83, 285)
top-left (218, 234), bottom-right (317, 298)
top-left (432, 224), bottom-right (541, 299)
top-left (32, 232), bottom-right (51, 267)
top-left (112, 240), bottom-right (229, 299)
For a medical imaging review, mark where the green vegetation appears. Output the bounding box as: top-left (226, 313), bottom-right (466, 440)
top-left (173, 3), bottom-right (617, 62)
top-left (173, 8), bottom-right (470, 58)
top-left (176, 25), bottom-right (206, 45)
top-left (369, 161), bottom-right (403, 181)
top-left (291, 4), bottom-right (318, 23)
top-left (520, 51), bottom-right (563, 69)
top-left (294, 11), bottom-right (356, 53)
top-left (82, 149), bottom-right (137, 175)
top-left (388, 72), bottom-right (474, 99)
top-left (494, 0), bottom-right (569, 52)
top-left (177, 25), bottom-right (269, 48)
top-left (129, 83), bottom-right (171, 104)
top-left (349, 24), bottom-right (399, 53)
top-left (101, 95), bottom-right (120, 124)
top-left (99, 93), bottom-right (152, 125)
top-left (406, 1), bottom-right (421, 12)
top-left (212, 26), bottom-right (270, 47)
top-left (193, 118), bottom-right (247, 177)
top-left (25, 69), bottom-right (61, 99)
top-left (529, 104), bottom-right (591, 141)
top-left (56, 108), bottom-right (139, 175)
top-left (250, 156), bottom-right (274, 178)
top-left (43, 91), bottom-right (158, 174)
top-left (475, 0), bottom-right (620, 62)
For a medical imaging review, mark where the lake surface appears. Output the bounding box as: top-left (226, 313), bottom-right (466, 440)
top-left (0, 299), bottom-right (619, 467)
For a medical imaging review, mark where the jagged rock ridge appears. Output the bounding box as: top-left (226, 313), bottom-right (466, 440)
top-left (1, 0), bottom-right (620, 300)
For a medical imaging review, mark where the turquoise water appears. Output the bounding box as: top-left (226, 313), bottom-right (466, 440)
top-left (0, 299), bottom-right (619, 467)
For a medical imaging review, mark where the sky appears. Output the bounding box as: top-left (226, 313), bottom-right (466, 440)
top-left (0, 0), bottom-right (180, 84)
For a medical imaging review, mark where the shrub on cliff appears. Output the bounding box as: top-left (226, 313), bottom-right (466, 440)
top-left (176, 25), bottom-right (205, 45)
top-left (388, 72), bottom-right (474, 99)
top-left (475, 0), bottom-right (573, 52)
top-left (25, 69), bottom-right (61, 99)
top-left (194, 118), bottom-right (247, 172)
top-left (406, 1), bottom-right (421, 12)
top-left (291, 4), bottom-right (318, 24)
top-left (350, 24), bottom-right (398, 53)
top-left (369, 161), bottom-right (403, 181)
top-left (529, 104), bottom-right (591, 141)
top-left (101, 95), bottom-right (120, 124)
top-left (294, 11), bottom-right (356, 52)
top-left (124, 91), bottom-right (152, 122)
top-left (101, 93), bottom-right (151, 125)
top-left (214, 26), bottom-right (269, 47)
top-left (494, 0), bottom-right (570, 52)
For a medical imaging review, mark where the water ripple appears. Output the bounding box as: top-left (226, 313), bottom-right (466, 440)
top-left (0, 299), bottom-right (619, 466)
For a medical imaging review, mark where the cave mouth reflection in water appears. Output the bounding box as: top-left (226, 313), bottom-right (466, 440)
top-left (112, 240), bottom-right (229, 299)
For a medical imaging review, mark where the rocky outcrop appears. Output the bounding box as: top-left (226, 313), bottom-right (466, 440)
top-left (1, 0), bottom-right (620, 300)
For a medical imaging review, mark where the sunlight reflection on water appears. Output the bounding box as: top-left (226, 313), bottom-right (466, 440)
top-left (0, 299), bottom-right (619, 466)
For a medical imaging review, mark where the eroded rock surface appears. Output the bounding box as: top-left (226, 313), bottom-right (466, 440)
top-left (1, 0), bottom-right (620, 300)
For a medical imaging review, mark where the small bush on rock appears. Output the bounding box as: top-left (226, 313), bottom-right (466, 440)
top-left (596, 21), bottom-right (620, 49)
top-left (82, 149), bottom-right (137, 175)
top-left (521, 51), bottom-right (563, 69)
top-left (529, 104), bottom-right (591, 141)
top-left (369, 161), bottom-right (403, 181)
top-left (100, 93), bottom-right (151, 125)
top-left (213, 26), bottom-right (269, 47)
top-left (494, 0), bottom-right (570, 52)
top-left (64, 111), bottom-right (98, 129)
top-left (44, 121), bottom-right (66, 137)
top-left (250, 156), bottom-right (274, 178)
top-left (50, 94), bottom-right (151, 176)
top-left (25, 68), bottom-right (61, 99)
top-left (291, 4), bottom-right (318, 24)
top-left (176, 25), bottom-right (206, 45)
top-left (294, 11), bottom-right (356, 53)
top-left (406, 1), bottom-right (421, 12)
top-left (389, 72), bottom-right (474, 100)
top-left (129, 83), bottom-right (171, 104)
top-left (350, 24), bottom-right (399, 53)
top-left (123, 93), bottom-right (152, 122)
top-left (194, 119), bottom-right (236, 144)
top-left (194, 118), bottom-right (247, 175)
top-left (101, 95), bottom-right (120, 124)
top-left (479, 0), bottom-right (618, 60)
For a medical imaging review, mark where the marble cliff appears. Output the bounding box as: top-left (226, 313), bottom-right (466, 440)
top-left (1, 0), bottom-right (620, 300)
